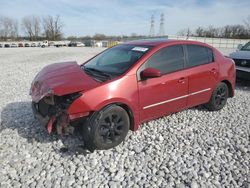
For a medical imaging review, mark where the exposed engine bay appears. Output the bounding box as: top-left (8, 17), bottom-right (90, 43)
top-left (32, 93), bottom-right (83, 135)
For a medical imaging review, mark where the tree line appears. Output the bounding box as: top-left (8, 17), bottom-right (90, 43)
top-left (0, 15), bottom-right (63, 41)
top-left (178, 16), bottom-right (250, 39)
top-left (1, 15), bottom-right (250, 41)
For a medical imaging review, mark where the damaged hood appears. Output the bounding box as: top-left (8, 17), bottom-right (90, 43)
top-left (30, 61), bottom-right (100, 102)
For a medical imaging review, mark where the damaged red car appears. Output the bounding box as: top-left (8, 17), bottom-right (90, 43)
top-left (30, 39), bottom-right (235, 151)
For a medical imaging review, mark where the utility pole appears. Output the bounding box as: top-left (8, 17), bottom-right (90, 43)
top-left (149, 15), bottom-right (155, 37)
top-left (158, 13), bottom-right (165, 36)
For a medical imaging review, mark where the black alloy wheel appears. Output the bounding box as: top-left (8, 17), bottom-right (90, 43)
top-left (83, 105), bottom-right (130, 151)
top-left (214, 86), bottom-right (227, 108)
top-left (98, 113), bottom-right (126, 144)
top-left (205, 82), bottom-right (229, 111)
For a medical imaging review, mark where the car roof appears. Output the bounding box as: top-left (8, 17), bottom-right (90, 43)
top-left (124, 38), bottom-right (207, 47)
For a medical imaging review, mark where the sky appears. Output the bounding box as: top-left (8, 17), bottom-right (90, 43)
top-left (0, 0), bottom-right (250, 37)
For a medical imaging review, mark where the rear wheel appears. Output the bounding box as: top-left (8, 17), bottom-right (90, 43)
top-left (83, 105), bottom-right (130, 151)
top-left (205, 82), bottom-right (229, 111)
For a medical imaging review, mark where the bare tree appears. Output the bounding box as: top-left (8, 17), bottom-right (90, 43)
top-left (22, 15), bottom-right (41, 41)
top-left (220, 25), bottom-right (249, 39)
top-left (22, 16), bottom-right (33, 40)
top-left (0, 17), bottom-right (5, 39)
top-left (202, 25), bottom-right (219, 38)
top-left (177, 28), bottom-right (192, 38)
top-left (0, 16), bottom-right (18, 41)
top-left (13, 20), bottom-right (18, 38)
top-left (33, 16), bottom-right (41, 39)
top-left (93, 33), bottom-right (106, 40)
top-left (195, 27), bottom-right (204, 37)
top-left (54, 15), bottom-right (63, 40)
top-left (43, 15), bottom-right (53, 40)
top-left (43, 15), bottom-right (63, 40)
top-left (184, 22), bottom-right (250, 39)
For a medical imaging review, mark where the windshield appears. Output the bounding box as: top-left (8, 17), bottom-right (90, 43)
top-left (241, 42), bottom-right (250, 51)
top-left (82, 44), bottom-right (151, 80)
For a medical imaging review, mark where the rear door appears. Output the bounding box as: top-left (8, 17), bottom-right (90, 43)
top-left (138, 45), bottom-right (188, 122)
top-left (185, 45), bottom-right (219, 107)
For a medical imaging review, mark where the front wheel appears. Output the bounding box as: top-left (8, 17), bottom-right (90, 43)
top-left (83, 105), bottom-right (130, 151)
top-left (205, 82), bottom-right (229, 111)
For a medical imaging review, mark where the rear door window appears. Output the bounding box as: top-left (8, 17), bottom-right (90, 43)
top-left (186, 45), bottom-right (214, 67)
top-left (146, 45), bottom-right (185, 74)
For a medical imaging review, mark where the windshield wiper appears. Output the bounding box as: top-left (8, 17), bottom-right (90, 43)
top-left (83, 66), bottom-right (112, 80)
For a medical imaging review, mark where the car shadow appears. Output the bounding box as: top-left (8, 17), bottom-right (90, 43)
top-left (0, 101), bottom-right (91, 155)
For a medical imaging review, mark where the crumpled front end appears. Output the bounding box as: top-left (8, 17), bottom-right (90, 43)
top-left (29, 61), bottom-right (100, 134)
top-left (31, 93), bottom-right (85, 135)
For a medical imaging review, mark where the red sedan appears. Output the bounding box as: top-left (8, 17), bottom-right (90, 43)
top-left (30, 39), bottom-right (236, 151)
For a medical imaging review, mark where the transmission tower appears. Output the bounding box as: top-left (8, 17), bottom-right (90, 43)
top-left (158, 13), bottom-right (165, 36)
top-left (149, 15), bottom-right (155, 37)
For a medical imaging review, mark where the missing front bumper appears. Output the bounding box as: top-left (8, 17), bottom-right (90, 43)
top-left (31, 102), bottom-right (76, 135)
top-left (31, 102), bottom-right (50, 128)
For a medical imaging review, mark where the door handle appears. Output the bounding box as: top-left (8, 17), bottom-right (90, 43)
top-left (178, 77), bottom-right (186, 84)
top-left (210, 68), bottom-right (217, 74)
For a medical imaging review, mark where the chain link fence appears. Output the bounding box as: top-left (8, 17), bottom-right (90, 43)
top-left (168, 35), bottom-right (250, 49)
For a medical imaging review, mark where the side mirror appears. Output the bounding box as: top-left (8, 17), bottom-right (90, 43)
top-left (237, 44), bottom-right (243, 50)
top-left (141, 68), bottom-right (161, 79)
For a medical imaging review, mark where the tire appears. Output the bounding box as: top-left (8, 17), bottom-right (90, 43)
top-left (205, 82), bottom-right (229, 111)
top-left (83, 105), bottom-right (130, 151)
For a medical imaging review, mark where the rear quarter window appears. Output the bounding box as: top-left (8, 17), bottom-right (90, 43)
top-left (186, 45), bottom-right (214, 68)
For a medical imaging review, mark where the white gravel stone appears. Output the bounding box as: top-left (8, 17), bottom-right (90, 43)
top-left (0, 47), bottom-right (249, 187)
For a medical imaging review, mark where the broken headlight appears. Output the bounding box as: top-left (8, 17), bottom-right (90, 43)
top-left (43, 95), bottom-right (55, 105)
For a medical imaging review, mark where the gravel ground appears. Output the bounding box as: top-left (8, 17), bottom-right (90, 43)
top-left (0, 47), bottom-right (249, 188)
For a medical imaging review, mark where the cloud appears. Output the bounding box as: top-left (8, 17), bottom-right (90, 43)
top-left (0, 0), bottom-right (249, 36)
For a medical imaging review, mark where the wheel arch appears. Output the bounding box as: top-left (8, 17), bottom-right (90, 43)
top-left (115, 103), bottom-right (135, 131)
top-left (97, 102), bottom-right (135, 131)
top-left (221, 80), bottom-right (234, 97)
